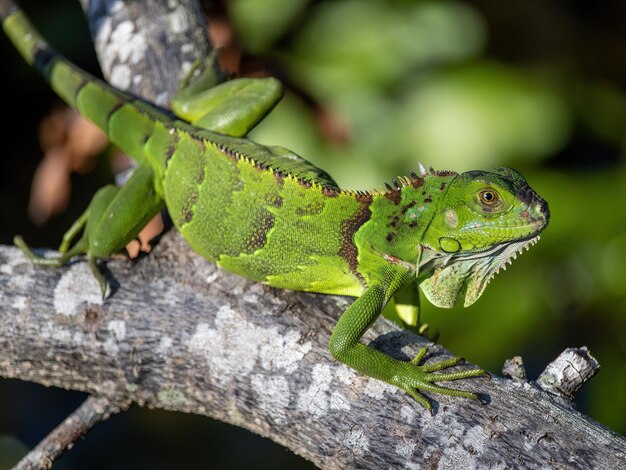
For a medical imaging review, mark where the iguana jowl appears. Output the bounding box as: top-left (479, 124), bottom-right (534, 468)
top-left (1, 0), bottom-right (549, 410)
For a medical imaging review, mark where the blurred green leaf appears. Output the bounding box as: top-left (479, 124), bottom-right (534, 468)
top-left (400, 63), bottom-right (572, 169)
top-left (229, 0), bottom-right (311, 52)
top-left (285, 0), bottom-right (485, 99)
top-left (576, 80), bottom-right (626, 146)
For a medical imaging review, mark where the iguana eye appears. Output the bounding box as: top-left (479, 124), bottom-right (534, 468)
top-left (478, 189), bottom-right (499, 206)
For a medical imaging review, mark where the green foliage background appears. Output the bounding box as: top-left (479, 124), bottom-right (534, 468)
top-left (0, 0), bottom-right (624, 467)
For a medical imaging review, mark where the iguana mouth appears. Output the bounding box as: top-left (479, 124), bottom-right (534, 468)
top-left (482, 235), bottom-right (540, 284)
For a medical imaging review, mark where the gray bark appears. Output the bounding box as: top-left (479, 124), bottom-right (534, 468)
top-left (1, 0), bottom-right (625, 468)
top-left (77, 0), bottom-right (212, 104)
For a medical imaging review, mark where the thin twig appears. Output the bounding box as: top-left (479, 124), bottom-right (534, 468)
top-left (13, 396), bottom-right (130, 470)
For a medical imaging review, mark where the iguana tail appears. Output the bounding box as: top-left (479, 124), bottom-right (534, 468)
top-left (1, 0), bottom-right (100, 110)
top-left (0, 0), bottom-right (172, 169)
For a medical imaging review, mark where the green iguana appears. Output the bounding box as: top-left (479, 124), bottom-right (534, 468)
top-left (1, 0), bottom-right (549, 410)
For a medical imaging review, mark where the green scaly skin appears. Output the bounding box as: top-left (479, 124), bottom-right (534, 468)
top-left (2, 0), bottom-right (550, 410)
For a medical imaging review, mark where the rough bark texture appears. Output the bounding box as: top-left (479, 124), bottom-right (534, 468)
top-left (1, 236), bottom-right (625, 468)
top-left (536, 347), bottom-right (600, 400)
top-left (2, 0), bottom-right (625, 468)
top-left (77, 0), bottom-right (212, 104)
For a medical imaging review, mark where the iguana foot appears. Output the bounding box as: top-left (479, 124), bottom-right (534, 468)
top-left (14, 235), bottom-right (84, 267)
top-left (14, 235), bottom-right (109, 298)
top-left (394, 346), bottom-right (487, 412)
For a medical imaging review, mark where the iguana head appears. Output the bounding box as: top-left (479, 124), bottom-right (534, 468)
top-left (419, 167), bottom-right (549, 308)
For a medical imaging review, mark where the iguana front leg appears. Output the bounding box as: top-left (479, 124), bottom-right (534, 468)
top-left (172, 55), bottom-right (283, 136)
top-left (330, 273), bottom-right (485, 410)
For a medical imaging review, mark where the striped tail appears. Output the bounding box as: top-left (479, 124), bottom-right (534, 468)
top-left (1, 0), bottom-right (107, 110)
top-left (0, 0), bottom-right (170, 169)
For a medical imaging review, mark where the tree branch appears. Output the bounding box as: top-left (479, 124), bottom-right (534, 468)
top-left (1, 234), bottom-right (625, 469)
top-left (77, 0), bottom-right (213, 104)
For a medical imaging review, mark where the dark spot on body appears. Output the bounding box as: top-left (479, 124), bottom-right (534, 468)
top-left (195, 166), bottom-right (205, 185)
top-left (386, 232), bottom-right (395, 242)
top-left (182, 208), bottom-right (193, 224)
top-left (271, 196), bottom-right (284, 208)
top-left (424, 195), bottom-right (432, 203)
top-left (178, 191), bottom-right (198, 227)
top-left (440, 182), bottom-right (447, 191)
top-left (163, 131), bottom-right (181, 167)
top-left (401, 200), bottom-right (416, 214)
top-left (409, 221), bottom-right (418, 228)
top-left (384, 190), bottom-right (402, 205)
top-left (389, 216), bottom-right (400, 228)
top-left (339, 196), bottom-right (372, 285)
top-left (165, 144), bottom-right (176, 166)
top-left (245, 212), bottom-right (275, 253)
